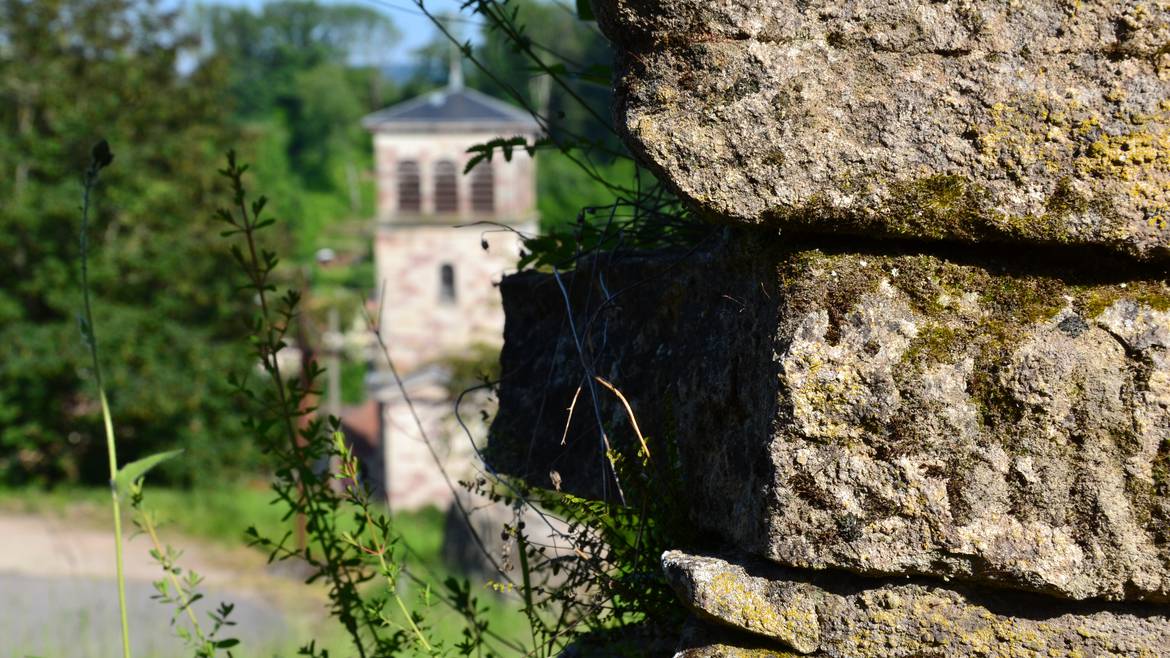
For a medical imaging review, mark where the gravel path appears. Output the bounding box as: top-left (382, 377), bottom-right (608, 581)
top-left (0, 572), bottom-right (287, 658)
top-left (0, 512), bottom-right (301, 658)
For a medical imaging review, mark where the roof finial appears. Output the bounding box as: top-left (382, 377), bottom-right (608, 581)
top-left (448, 42), bottom-right (464, 91)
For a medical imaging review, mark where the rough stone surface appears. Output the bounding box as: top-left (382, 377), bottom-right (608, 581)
top-left (487, 233), bottom-right (1170, 602)
top-left (664, 550), bottom-right (1170, 657)
top-left (592, 0), bottom-right (1170, 261)
top-left (664, 553), bottom-right (821, 653)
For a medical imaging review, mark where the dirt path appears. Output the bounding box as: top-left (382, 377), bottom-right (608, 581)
top-left (0, 512), bottom-right (238, 584)
top-left (0, 511), bottom-right (326, 658)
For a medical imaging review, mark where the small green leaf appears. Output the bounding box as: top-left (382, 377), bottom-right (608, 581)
top-left (463, 152), bottom-right (488, 175)
top-left (115, 449), bottom-right (184, 497)
top-left (576, 0), bottom-right (595, 20)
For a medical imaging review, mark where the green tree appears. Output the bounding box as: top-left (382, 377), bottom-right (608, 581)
top-left (200, 1), bottom-right (400, 188)
top-left (197, 1), bottom-right (401, 268)
top-left (0, 0), bottom-right (250, 484)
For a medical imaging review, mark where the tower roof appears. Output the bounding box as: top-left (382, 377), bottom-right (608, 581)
top-left (362, 82), bottom-right (541, 134)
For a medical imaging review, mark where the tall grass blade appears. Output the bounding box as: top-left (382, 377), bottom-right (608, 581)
top-left (78, 140), bottom-right (132, 658)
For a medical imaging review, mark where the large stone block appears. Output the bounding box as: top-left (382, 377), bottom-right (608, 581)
top-left (665, 551), bottom-right (1170, 657)
top-left (592, 0), bottom-right (1170, 260)
top-left (487, 234), bottom-right (1170, 602)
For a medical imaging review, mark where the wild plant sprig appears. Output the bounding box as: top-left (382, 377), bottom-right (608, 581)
top-left (216, 152), bottom-right (397, 657)
top-left (128, 481), bottom-right (240, 658)
top-left (81, 140), bottom-right (241, 658)
top-left (332, 429), bottom-right (437, 655)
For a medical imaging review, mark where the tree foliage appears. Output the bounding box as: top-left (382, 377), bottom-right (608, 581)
top-left (199, 1), bottom-right (400, 189)
top-left (0, 0), bottom-right (250, 484)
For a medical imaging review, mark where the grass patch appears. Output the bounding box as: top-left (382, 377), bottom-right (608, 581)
top-left (0, 484), bottom-right (445, 565)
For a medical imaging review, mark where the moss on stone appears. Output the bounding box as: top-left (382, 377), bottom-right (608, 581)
top-left (1080, 280), bottom-right (1170, 316)
top-left (1154, 438), bottom-right (1170, 499)
top-left (881, 175), bottom-right (989, 242)
top-left (903, 323), bottom-right (960, 365)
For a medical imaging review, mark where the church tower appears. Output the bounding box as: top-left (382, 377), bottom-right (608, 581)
top-left (362, 60), bottom-right (540, 374)
top-left (359, 61), bottom-right (539, 509)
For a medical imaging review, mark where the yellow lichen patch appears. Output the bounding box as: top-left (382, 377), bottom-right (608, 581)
top-left (977, 100), bottom-right (1052, 176)
top-left (1076, 119), bottom-right (1170, 231)
top-left (701, 571), bottom-right (821, 653)
top-left (971, 89), bottom-right (1170, 245)
top-left (695, 646), bottom-right (803, 658)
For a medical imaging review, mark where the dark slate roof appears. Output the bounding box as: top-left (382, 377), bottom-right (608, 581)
top-left (362, 86), bottom-right (540, 133)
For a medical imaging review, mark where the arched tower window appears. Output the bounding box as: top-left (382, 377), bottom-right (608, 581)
top-left (439, 263), bottom-right (456, 304)
top-left (470, 161), bottom-right (495, 213)
top-left (434, 160), bottom-right (458, 213)
top-left (397, 160), bottom-right (421, 213)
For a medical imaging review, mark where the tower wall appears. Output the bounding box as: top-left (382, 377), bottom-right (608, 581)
top-left (372, 221), bottom-right (532, 374)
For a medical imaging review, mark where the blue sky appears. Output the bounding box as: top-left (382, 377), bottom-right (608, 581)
top-left (196, 0), bottom-right (479, 65)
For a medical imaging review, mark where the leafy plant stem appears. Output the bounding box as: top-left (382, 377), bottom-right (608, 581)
top-left (219, 154), bottom-right (375, 657)
top-left (516, 530), bottom-right (541, 656)
top-left (336, 431), bottom-right (435, 654)
top-left (140, 510), bottom-right (205, 635)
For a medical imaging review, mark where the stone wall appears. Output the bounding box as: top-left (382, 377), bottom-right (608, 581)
top-left (488, 1), bottom-right (1170, 655)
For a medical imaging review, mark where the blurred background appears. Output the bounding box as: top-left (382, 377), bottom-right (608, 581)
top-left (0, 0), bottom-right (630, 654)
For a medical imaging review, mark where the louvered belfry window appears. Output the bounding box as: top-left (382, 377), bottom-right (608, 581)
top-left (470, 161), bottom-right (495, 213)
top-left (397, 160), bottom-right (421, 213)
top-left (434, 160), bottom-right (459, 213)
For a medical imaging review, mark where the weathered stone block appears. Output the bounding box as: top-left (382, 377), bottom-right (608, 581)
top-left (665, 551), bottom-right (1170, 657)
top-left (593, 0), bottom-right (1170, 260)
top-left (487, 234), bottom-right (1170, 602)
top-left (674, 618), bottom-right (803, 658)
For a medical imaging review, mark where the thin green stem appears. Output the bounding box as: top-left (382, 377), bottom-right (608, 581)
top-left (80, 151), bottom-right (131, 658)
top-left (392, 589), bottom-right (432, 653)
top-left (104, 393), bottom-right (131, 658)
